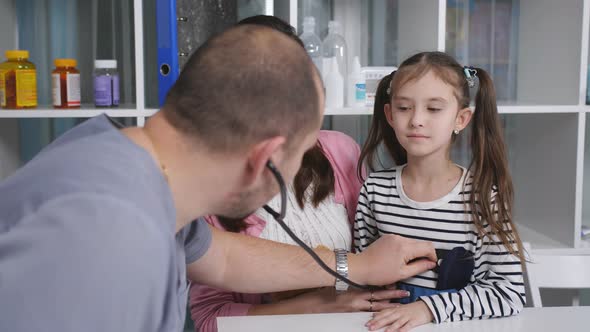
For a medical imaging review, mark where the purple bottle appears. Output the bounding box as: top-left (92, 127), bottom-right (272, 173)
top-left (94, 60), bottom-right (119, 107)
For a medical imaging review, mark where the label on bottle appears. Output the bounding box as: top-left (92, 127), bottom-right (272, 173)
top-left (95, 75), bottom-right (119, 106)
top-left (52, 73), bottom-right (61, 106)
top-left (355, 83), bottom-right (366, 102)
top-left (66, 73), bottom-right (81, 107)
top-left (0, 69), bottom-right (5, 107)
top-left (15, 69), bottom-right (37, 107)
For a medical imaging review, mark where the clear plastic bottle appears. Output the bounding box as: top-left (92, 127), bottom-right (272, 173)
top-left (347, 56), bottom-right (365, 107)
top-left (325, 57), bottom-right (344, 108)
top-left (299, 16), bottom-right (323, 74)
top-left (322, 21), bottom-right (348, 99)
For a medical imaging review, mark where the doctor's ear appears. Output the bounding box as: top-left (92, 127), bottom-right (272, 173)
top-left (244, 136), bottom-right (286, 186)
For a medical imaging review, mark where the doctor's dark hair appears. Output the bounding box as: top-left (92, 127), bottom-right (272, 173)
top-left (163, 24), bottom-right (321, 153)
top-left (358, 51), bottom-right (524, 262)
top-left (216, 16), bottom-right (335, 233)
top-left (237, 15), bottom-right (305, 48)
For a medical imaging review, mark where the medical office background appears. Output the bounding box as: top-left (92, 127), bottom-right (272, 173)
top-left (0, 0), bottom-right (588, 319)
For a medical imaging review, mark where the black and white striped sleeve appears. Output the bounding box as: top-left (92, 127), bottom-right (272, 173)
top-left (420, 224), bottom-right (525, 323)
top-left (353, 183), bottom-right (379, 253)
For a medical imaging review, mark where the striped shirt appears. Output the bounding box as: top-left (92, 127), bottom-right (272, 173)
top-left (353, 165), bottom-right (525, 323)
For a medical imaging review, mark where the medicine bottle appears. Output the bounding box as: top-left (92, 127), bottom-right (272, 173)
top-left (94, 60), bottom-right (119, 107)
top-left (52, 58), bottom-right (81, 108)
top-left (1, 50), bottom-right (37, 109)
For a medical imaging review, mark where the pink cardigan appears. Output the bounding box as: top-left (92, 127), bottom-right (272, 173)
top-left (189, 130), bottom-right (363, 332)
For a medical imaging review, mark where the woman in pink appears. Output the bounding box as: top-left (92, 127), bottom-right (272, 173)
top-left (190, 129), bottom-right (409, 332)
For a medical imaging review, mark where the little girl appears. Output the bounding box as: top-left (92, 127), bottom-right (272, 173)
top-left (354, 51), bottom-right (526, 332)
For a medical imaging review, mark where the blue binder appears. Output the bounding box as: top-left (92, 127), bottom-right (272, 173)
top-left (156, 0), bottom-right (179, 106)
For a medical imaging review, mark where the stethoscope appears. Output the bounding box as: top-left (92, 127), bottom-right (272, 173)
top-left (263, 160), bottom-right (373, 291)
top-left (262, 161), bottom-right (473, 292)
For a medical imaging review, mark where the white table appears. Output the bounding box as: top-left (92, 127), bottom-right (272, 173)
top-left (218, 306), bottom-right (590, 332)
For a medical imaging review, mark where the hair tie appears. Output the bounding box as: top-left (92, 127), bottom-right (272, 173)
top-left (386, 70), bottom-right (396, 95)
top-left (463, 66), bottom-right (477, 88)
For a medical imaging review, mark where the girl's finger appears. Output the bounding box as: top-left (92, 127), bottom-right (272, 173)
top-left (366, 311), bottom-right (400, 331)
top-left (385, 317), bottom-right (410, 332)
top-left (399, 320), bottom-right (419, 332)
top-left (370, 302), bottom-right (401, 311)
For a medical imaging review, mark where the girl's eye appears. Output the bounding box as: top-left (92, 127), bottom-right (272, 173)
top-left (396, 106), bottom-right (410, 111)
top-left (427, 107), bottom-right (441, 112)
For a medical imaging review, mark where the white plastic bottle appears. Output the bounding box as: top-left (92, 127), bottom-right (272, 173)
top-left (348, 56), bottom-right (365, 107)
top-left (325, 57), bottom-right (344, 108)
top-left (299, 17), bottom-right (323, 74)
top-left (322, 21), bottom-right (348, 101)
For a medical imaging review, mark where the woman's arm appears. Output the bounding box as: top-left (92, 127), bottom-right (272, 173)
top-left (248, 287), bottom-right (408, 315)
top-left (189, 283), bottom-right (259, 332)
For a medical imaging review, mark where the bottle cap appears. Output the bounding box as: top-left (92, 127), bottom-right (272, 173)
top-left (5, 50), bottom-right (29, 59)
top-left (328, 21), bottom-right (342, 34)
top-left (54, 58), bottom-right (77, 68)
top-left (302, 16), bottom-right (316, 32)
top-left (95, 60), bottom-right (117, 69)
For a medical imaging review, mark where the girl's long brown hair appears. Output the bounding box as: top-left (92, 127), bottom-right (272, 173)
top-left (218, 143), bottom-right (335, 233)
top-left (358, 51), bottom-right (524, 262)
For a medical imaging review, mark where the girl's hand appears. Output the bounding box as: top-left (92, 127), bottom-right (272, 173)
top-left (280, 287), bottom-right (410, 314)
top-left (366, 300), bottom-right (434, 332)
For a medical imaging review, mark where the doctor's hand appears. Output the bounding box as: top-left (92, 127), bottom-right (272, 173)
top-left (351, 235), bottom-right (437, 286)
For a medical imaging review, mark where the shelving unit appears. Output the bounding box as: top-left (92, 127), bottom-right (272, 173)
top-left (324, 105), bottom-right (589, 116)
top-left (294, 0), bottom-right (590, 256)
top-left (2, 0), bottom-right (590, 257)
top-left (0, 107), bottom-right (157, 119)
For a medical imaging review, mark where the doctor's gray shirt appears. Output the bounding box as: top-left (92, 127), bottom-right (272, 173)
top-left (0, 115), bottom-right (212, 331)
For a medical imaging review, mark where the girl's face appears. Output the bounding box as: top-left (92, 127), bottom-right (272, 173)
top-left (384, 69), bottom-right (472, 160)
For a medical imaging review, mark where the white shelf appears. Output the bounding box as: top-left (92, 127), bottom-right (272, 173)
top-left (324, 105), bottom-right (589, 116)
top-left (517, 222), bottom-right (570, 251)
top-left (499, 105), bottom-right (585, 114)
top-left (325, 107), bottom-right (373, 116)
top-left (0, 106), bottom-right (158, 118)
top-left (532, 247), bottom-right (590, 255)
top-left (1, 105), bottom-right (587, 119)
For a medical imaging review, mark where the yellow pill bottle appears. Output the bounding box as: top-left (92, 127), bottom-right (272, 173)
top-left (1, 50), bottom-right (37, 109)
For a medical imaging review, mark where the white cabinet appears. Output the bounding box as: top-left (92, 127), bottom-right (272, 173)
top-left (294, 0), bottom-right (590, 254)
top-left (2, 0), bottom-right (590, 254)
